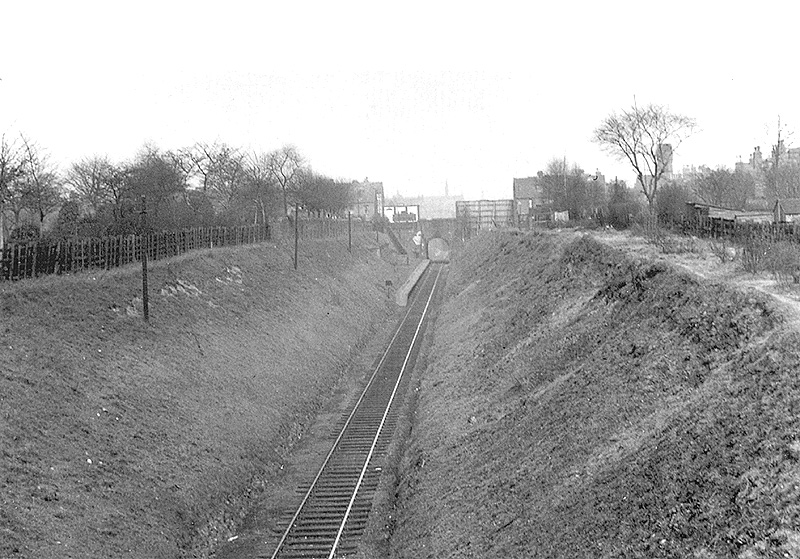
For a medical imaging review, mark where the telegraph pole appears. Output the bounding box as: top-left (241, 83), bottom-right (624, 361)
top-left (140, 196), bottom-right (149, 322)
top-left (294, 202), bottom-right (299, 270)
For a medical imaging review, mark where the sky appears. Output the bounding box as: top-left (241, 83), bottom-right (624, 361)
top-left (2, 1), bottom-right (799, 201)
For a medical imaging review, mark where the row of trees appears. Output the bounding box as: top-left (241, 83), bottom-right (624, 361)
top-left (593, 103), bottom-right (800, 216)
top-left (761, 135), bottom-right (800, 201)
top-left (0, 137), bottom-right (355, 245)
top-left (536, 158), bottom-right (606, 220)
top-left (535, 159), bottom-right (758, 228)
top-left (519, 103), bottom-right (698, 228)
top-left (531, 157), bottom-right (643, 228)
top-left (0, 135), bottom-right (63, 244)
top-left (683, 166), bottom-right (756, 209)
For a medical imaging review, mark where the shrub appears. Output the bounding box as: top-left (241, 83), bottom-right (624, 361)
top-left (9, 223), bottom-right (41, 242)
top-left (709, 240), bottom-right (736, 263)
top-left (658, 235), bottom-right (701, 255)
top-left (740, 237), bottom-right (771, 274)
top-left (632, 215), bottom-right (700, 255)
top-left (655, 181), bottom-right (691, 225)
top-left (631, 214), bottom-right (660, 241)
top-left (765, 241), bottom-right (800, 285)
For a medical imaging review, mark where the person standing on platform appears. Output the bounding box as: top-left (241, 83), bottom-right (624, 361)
top-left (412, 230), bottom-right (423, 258)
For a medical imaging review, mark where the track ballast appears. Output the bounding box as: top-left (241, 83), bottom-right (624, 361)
top-left (266, 262), bottom-right (445, 559)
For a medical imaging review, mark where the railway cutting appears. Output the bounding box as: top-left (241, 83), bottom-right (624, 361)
top-left (261, 262), bottom-right (446, 559)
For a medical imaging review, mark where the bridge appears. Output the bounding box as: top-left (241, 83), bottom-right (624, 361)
top-left (386, 218), bottom-right (463, 262)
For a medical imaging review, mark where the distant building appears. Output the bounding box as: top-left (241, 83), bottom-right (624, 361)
top-left (680, 142), bottom-right (800, 210)
top-left (657, 144), bottom-right (673, 178)
top-left (746, 143), bottom-right (800, 201)
top-left (513, 176), bottom-right (545, 216)
top-left (749, 146), bottom-right (764, 170)
top-left (349, 178), bottom-right (384, 220)
top-left (787, 146), bottom-right (800, 166)
top-left (513, 169), bottom-right (606, 220)
top-left (676, 164), bottom-right (707, 185)
top-left (588, 170), bottom-right (607, 195)
top-left (385, 190), bottom-right (464, 220)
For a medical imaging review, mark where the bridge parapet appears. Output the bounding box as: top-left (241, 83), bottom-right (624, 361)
top-left (387, 218), bottom-right (462, 247)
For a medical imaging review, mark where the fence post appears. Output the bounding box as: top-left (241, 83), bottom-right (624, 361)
top-left (140, 196), bottom-right (149, 323)
top-left (294, 202), bottom-right (299, 270)
top-left (31, 242), bottom-right (38, 278)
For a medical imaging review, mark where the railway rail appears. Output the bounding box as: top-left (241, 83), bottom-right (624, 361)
top-left (264, 262), bottom-right (446, 559)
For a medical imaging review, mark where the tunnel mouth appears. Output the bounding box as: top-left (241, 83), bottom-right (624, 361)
top-left (427, 237), bottom-right (450, 262)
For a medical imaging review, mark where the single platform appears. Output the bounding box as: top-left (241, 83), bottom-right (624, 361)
top-left (395, 260), bottom-right (430, 306)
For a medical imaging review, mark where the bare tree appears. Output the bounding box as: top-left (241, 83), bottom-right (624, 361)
top-left (762, 119), bottom-right (800, 200)
top-left (267, 145), bottom-right (305, 217)
top-left (19, 135), bottom-right (63, 227)
top-left (65, 156), bottom-right (118, 215)
top-left (690, 167), bottom-right (755, 209)
top-left (731, 167), bottom-right (757, 209)
top-left (768, 162), bottom-right (800, 200)
top-left (691, 167), bottom-right (734, 207)
top-left (177, 142), bottom-right (246, 213)
top-left (297, 170), bottom-right (353, 216)
top-left (594, 103), bottom-right (696, 214)
top-left (539, 158), bottom-right (603, 219)
top-left (0, 134), bottom-right (24, 246)
top-left (206, 145), bottom-right (245, 213)
top-left (243, 151), bottom-right (281, 225)
top-left (176, 143), bottom-right (213, 193)
top-left (124, 144), bottom-right (187, 227)
top-left (540, 158), bottom-right (568, 210)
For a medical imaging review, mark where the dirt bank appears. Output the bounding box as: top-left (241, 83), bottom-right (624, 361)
top-left (390, 231), bottom-right (800, 558)
top-left (0, 232), bottom-right (410, 559)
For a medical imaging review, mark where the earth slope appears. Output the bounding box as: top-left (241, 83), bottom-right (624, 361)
top-left (1, 233), bottom-right (409, 558)
top-left (390, 231), bottom-right (800, 558)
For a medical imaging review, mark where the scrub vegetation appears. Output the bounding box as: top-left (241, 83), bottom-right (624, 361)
top-left (0, 232), bottom-right (411, 558)
top-left (390, 230), bottom-right (800, 558)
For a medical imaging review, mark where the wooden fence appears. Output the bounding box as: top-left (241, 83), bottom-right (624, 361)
top-left (1, 217), bottom-right (364, 281)
top-left (682, 216), bottom-right (800, 244)
top-left (456, 199), bottom-right (516, 236)
top-left (272, 217), bottom-right (362, 241)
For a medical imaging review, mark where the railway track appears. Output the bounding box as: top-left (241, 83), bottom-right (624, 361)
top-left (264, 262), bottom-right (446, 559)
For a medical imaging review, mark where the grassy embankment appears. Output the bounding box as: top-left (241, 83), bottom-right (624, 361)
top-left (0, 231), bottom-right (409, 558)
top-left (391, 231), bottom-right (800, 558)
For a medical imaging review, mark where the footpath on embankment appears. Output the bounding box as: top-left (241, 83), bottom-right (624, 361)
top-left (0, 231), bottom-right (414, 559)
top-left (388, 230), bottom-right (800, 558)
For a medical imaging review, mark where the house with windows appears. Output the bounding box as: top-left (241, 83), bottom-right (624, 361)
top-left (348, 178), bottom-right (384, 221)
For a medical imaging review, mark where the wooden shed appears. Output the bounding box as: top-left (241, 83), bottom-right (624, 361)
top-left (773, 199), bottom-right (800, 223)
